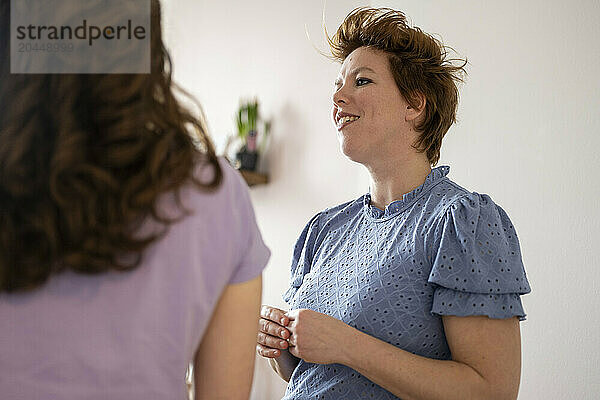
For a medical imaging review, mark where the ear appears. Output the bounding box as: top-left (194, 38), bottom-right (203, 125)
top-left (405, 92), bottom-right (426, 122)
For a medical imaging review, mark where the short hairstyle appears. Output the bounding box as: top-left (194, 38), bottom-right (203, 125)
top-left (0, 0), bottom-right (221, 292)
top-left (328, 7), bottom-right (467, 166)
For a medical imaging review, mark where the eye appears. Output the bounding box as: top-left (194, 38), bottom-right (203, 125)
top-left (356, 77), bottom-right (371, 86)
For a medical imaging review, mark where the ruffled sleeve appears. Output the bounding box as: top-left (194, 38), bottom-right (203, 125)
top-left (282, 213), bottom-right (322, 304)
top-left (427, 193), bottom-right (531, 320)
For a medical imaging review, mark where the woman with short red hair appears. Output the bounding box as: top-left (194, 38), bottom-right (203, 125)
top-left (258, 7), bottom-right (530, 400)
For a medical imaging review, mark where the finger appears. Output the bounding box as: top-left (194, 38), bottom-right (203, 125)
top-left (287, 333), bottom-right (296, 347)
top-left (259, 318), bottom-right (290, 339)
top-left (286, 319), bottom-right (297, 330)
top-left (257, 332), bottom-right (289, 349)
top-left (261, 305), bottom-right (290, 326)
top-left (285, 309), bottom-right (299, 321)
top-left (256, 343), bottom-right (282, 358)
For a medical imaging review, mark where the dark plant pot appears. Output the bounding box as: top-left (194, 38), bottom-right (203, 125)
top-left (236, 149), bottom-right (258, 171)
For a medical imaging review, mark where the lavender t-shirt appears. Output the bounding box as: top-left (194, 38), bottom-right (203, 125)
top-left (0, 158), bottom-right (270, 399)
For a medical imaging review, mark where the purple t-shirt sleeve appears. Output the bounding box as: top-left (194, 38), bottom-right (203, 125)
top-left (225, 164), bottom-right (271, 284)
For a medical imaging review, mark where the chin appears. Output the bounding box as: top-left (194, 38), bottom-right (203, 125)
top-left (339, 140), bottom-right (367, 165)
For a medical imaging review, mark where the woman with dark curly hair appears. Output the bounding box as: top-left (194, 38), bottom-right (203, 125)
top-left (257, 7), bottom-right (530, 400)
top-left (0, 1), bottom-right (269, 398)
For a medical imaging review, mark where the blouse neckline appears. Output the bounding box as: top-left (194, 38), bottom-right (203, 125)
top-left (363, 165), bottom-right (450, 220)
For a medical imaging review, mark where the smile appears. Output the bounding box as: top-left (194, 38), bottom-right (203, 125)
top-left (336, 115), bottom-right (360, 130)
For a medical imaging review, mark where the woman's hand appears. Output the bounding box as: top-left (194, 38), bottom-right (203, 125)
top-left (286, 308), bottom-right (355, 365)
top-left (256, 305), bottom-right (292, 358)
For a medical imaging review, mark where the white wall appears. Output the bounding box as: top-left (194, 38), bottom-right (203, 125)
top-left (163, 1), bottom-right (600, 399)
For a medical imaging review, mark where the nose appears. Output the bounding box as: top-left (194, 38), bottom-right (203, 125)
top-left (332, 85), bottom-right (347, 106)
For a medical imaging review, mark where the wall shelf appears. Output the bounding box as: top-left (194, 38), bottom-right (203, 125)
top-left (239, 169), bottom-right (269, 187)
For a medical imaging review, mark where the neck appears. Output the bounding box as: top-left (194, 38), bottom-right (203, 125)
top-left (366, 155), bottom-right (432, 211)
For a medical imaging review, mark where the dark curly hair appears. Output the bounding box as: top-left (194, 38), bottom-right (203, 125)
top-left (0, 0), bottom-right (222, 292)
top-left (328, 7), bottom-right (467, 166)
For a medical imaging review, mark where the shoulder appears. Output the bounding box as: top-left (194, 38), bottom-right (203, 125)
top-left (154, 157), bottom-right (255, 242)
top-left (426, 179), bottom-right (530, 294)
top-left (193, 156), bottom-right (247, 197)
top-left (183, 157), bottom-right (250, 212)
top-left (427, 178), bottom-right (475, 216)
top-left (428, 177), bottom-right (508, 224)
top-left (424, 176), bottom-right (524, 264)
top-left (292, 195), bottom-right (364, 251)
top-left (305, 195), bottom-right (365, 234)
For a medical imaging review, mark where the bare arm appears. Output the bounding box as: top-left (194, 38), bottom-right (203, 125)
top-left (338, 315), bottom-right (521, 400)
top-left (267, 349), bottom-right (300, 382)
top-left (194, 275), bottom-right (262, 400)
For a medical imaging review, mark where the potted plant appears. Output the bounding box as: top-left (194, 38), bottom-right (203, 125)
top-left (234, 99), bottom-right (269, 171)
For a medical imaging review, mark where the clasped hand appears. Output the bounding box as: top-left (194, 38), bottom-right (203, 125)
top-left (256, 305), bottom-right (353, 365)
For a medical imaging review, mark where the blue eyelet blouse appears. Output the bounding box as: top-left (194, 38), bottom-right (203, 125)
top-left (282, 165), bottom-right (531, 400)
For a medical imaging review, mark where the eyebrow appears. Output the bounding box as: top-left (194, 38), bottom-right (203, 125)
top-left (335, 66), bottom-right (377, 85)
top-left (348, 66), bottom-right (376, 76)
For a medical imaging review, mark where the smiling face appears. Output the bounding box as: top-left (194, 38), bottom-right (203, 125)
top-left (332, 46), bottom-right (422, 166)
